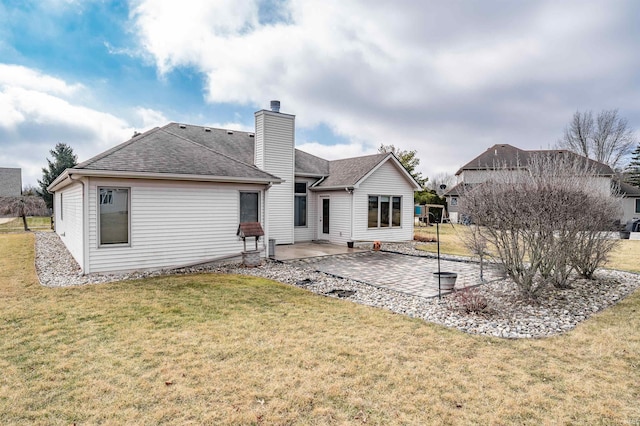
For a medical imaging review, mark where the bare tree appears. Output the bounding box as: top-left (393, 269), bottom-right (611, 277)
top-left (460, 153), bottom-right (621, 298)
top-left (558, 109), bottom-right (636, 170)
top-left (0, 196), bottom-right (48, 231)
top-left (427, 172), bottom-right (456, 196)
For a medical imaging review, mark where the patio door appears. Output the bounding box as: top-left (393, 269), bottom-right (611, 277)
top-left (320, 197), bottom-right (330, 239)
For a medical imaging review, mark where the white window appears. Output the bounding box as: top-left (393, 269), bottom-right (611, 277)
top-left (294, 182), bottom-right (307, 227)
top-left (240, 192), bottom-right (259, 223)
top-left (636, 199), bottom-right (640, 214)
top-left (99, 187), bottom-right (130, 246)
top-left (450, 197), bottom-right (458, 206)
top-left (368, 195), bottom-right (401, 228)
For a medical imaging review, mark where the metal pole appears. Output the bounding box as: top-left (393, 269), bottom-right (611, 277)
top-left (437, 220), bottom-right (441, 300)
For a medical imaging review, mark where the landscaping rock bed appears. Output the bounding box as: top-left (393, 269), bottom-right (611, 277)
top-left (35, 232), bottom-right (640, 339)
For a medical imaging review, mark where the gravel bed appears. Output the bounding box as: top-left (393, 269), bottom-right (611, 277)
top-left (35, 232), bottom-right (640, 339)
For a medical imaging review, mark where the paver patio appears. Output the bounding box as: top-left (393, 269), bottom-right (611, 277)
top-left (285, 251), bottom-right (505, 298)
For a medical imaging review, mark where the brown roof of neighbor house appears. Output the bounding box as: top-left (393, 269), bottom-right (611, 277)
top-left (456, 144), bottom-right (615, 176)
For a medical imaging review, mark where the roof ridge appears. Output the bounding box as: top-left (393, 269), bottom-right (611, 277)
top-left (160, 128), bottom-right (279, 179)
top-left (167, 122), bottom-right (254, 135)
top-left (328, 152), bottom-right (388, 163)
top-left (75, 126), bottom-right (161, 169)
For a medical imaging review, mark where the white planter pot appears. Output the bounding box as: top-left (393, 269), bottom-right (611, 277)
top-left (433, 272), bottom-right (457, 291)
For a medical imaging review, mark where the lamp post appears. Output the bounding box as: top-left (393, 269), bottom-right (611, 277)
top-left (429, 211), bottom-right (442, 300)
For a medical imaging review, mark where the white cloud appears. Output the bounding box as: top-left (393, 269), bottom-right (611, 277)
top-left (134, 107), bottom-right (167, 129)
top-left (130, 0), bottom-right (640, 177)
top-left (0, 64), bottom-right (142, 186)
top-left (296, 141), bottom-right (370, 161)
top-left (0, 64), bottom-right (84, 97)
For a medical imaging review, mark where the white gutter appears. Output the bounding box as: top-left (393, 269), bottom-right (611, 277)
top-left (48, 169), bottom-right (283, 193)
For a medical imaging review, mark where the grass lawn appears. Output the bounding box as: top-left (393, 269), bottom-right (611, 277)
top-left (0, 216), bottom-right (52, 233)
top-left (1, 233), bottom-right (639, 424)
top-left (415, 223), bottom-right (640, 273)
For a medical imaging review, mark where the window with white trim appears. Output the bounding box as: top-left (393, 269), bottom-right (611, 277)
top-left (240, 191), bottom-right (259, 223)
top-left (294, 182), bottom-right (307, 227)
top-left (368, 195), bottom-right (402, 228)
top-left (60, 193), bottom-right (64, 221)
top-left (636, 198), bottom-right (640, 214)
top-left (99, 187), bottom-right (129, 245)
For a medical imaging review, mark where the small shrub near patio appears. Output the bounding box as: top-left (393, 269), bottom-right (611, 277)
top-left (452, 286), bottom-right (490, 314)
top-left (414, 234), bottom-right (436, 243)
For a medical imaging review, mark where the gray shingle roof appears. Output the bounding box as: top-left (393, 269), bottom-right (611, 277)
top-left (315, 153), bottom-right (390, 188)
top-left (295, 149), bottom-right (329, 175)
top-left (76, 122), bottom-right (332, 179)
top-left (71, 122), bottom-right (407, 188)
top-left (620, 181), bottom-right (640, 196)
top-left (457, 144), bottom-right (614, 176)
top-left (74, 126), bottom-right (279, 181)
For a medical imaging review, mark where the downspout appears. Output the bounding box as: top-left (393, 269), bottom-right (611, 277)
top-left (345, 187), bottom-right (354, 243)
top-left (68, 173), bottom-right (88, 275)
top-left (264, 182), bottom-right (271, 256)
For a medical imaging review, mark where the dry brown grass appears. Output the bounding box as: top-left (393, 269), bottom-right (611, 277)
top-left (0, 216), bottom-right (51, 233)
top-left (607, 239), bottom-right (640, 273)
top-left (416, 224), bottom-right (640, 273)
top-left (414, 224), bottom-right (474, 257)
top-left (1, 233), bottom-right (639, 424)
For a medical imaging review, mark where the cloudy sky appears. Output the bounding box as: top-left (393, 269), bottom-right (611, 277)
top-left (1, 0), bottom-right (639, 188)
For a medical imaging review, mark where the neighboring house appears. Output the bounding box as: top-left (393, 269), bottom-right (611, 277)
top-left (0, 167), bottom-right (22, 197)
top-left (48, 102), bottom-right (421, 274)
top-left (619, 182), bottom-right (640, 223)
top-left (444, 144), bottom-right (631, 223)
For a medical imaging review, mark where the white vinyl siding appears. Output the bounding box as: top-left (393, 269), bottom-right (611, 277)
top-left (353, 160), bottom-right (415, 242)
top-left (315, 191), bottom-right (352, 245)
top-left (255, 110), bottom-right (295, 244)
top-left (54, 182), bottom-right (84, 267)
top-left (621, 196), bottom-right (640, 223)
top-left (87, 178), bottom-right (267, 274)
top-left (294, 177), bottom-right (319, 242)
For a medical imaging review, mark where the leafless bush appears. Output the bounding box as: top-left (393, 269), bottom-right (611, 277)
top-left (460, 154), bottom-right (621, 297)
top-left (452, 287), bottom-right (489, 314)
top-left (0, 196), bottom-right (48, 231)
top-left (414, 234), bottom-right (436, 243)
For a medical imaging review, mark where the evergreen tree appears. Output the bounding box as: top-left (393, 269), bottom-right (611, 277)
top-left (37, 143), bottom-right (77, 209)
top-left (377, 144), bottom-right (427, 187)
top-left (627, 144), bottom-right (640, 187)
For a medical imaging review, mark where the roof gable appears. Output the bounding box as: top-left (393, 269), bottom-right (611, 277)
top-left (313, 153), bottom-right (421, 190)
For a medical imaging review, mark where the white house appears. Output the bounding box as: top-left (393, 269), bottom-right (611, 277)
top-left (48, 101), bottom-right (422, 274)
top-left (445, 144), bottom-right (639, 225)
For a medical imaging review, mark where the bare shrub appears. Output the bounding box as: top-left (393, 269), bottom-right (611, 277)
top-left (414, 234), bottom-right (436, 243)
top-left (452, 287), bottom-right (489, 314)
top-left (460, 153), bottom-right (621, 298)
top-left (0, 196), bottom-right (48, 231)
